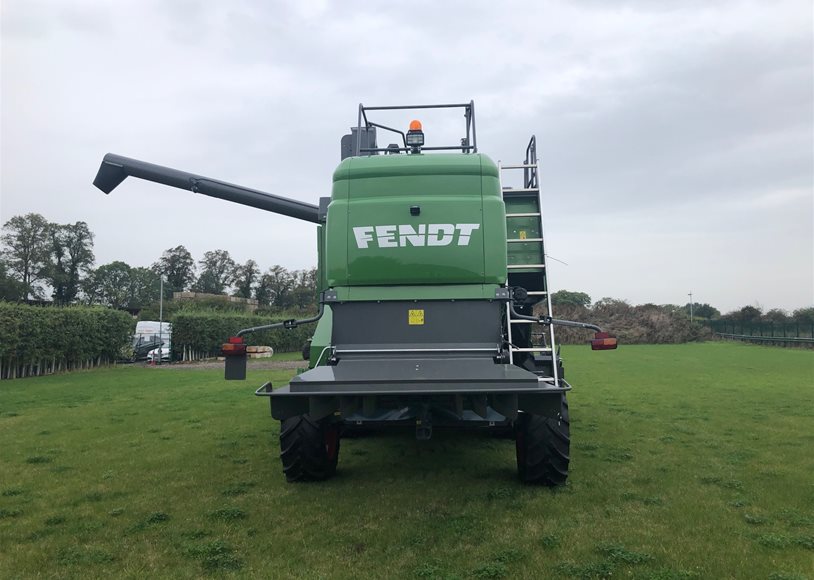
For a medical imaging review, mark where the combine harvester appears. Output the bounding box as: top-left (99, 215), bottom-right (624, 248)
top-left (94, 102), bottom-right (616, 485)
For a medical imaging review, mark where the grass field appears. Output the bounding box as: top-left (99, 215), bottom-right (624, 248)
top-left (1, 343), bottom-right (812, 579)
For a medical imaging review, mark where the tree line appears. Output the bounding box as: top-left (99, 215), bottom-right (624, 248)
top-left (2, 213), bottom-right (808, 320)
top-left (0, 213), bottom-right (317, 310)
top-left (550, 290), bottom-right (814, 326)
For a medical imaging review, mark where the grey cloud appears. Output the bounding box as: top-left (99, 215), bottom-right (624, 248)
top-left (1, 0), bottom-right (811, 312)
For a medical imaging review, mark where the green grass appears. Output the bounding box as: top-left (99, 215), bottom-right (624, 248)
top-left (1, 342), bottom-right (812, 579)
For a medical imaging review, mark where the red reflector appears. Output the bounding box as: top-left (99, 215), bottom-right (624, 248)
top-left (222, 343), bottom-right (247, 355)
top-left (228, 336), bottom-right (243, 344)
top-left (591, 332), bottom-right (618, 351)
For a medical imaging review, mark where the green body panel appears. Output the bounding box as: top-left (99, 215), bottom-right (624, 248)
top-left (326, 162), bottom-right (350, 287)
top-left (482, 180), bottom-right (509, 281)
top-left (308, 305), bottom-right (333, 368)
top-left (316, 225), bottom-right (327, 292)
top-left (334, 284), bottom-right (500, 301)
top-left (325, 154), bottom-right (507, 287)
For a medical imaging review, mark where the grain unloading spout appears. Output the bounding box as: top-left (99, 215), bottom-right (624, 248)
top-left (93, 153), bottom-right (321, 224)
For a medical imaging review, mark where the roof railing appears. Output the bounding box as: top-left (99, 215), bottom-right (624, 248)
top-left (354, 102), bottom-right (477, 157)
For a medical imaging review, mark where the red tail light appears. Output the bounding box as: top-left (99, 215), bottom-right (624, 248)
top-left (591, 332), bottom-right (618, 350)
top-left (222, 337), bottom-right (247, 355)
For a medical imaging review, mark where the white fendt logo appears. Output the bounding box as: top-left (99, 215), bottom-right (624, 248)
top-left (353, 224), bottom-right (480, 249)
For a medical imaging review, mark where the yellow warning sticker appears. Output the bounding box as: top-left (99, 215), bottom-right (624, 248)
top-left (408, 309), bottom-right (425, 325)
top-left (519, 230), bottom-right (527, 240)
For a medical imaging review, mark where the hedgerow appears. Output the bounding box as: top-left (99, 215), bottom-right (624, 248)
top-left (171, 311), bottom-right (313, 360)
top-left (0, 302), bottom-right (133, 379)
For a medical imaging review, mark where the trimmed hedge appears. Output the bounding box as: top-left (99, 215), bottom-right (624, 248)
top-left (0, 302), bottom-right (134, 379)
top-left (171, 311), bottom-right (314, 361)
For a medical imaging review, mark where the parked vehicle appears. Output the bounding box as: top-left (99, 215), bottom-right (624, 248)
top-left (132, 321), bottom-right (172, 362)
top-left (146, 346), bottom-right (171, 362)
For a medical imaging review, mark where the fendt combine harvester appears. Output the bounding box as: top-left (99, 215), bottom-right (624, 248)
top-left (94, 102), bottom-right (616, 485)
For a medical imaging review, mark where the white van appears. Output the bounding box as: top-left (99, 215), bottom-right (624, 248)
top-left (133, 321), bottom-right (172, 361)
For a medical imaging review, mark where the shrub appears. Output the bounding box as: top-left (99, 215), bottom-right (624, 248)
top-left (543, 300), bottom-right (710, 344)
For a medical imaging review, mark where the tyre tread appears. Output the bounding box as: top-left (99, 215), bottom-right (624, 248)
top-left (279, 415), bottom-right (339, 482)
top-left (516, 394), bottom-right (571, 486)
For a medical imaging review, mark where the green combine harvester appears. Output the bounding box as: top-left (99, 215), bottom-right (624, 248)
top-left (94, 102), bottom-right (616, 485)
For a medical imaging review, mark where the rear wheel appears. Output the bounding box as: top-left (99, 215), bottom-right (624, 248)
top-left (515, 395), bottom-right (570, 485)
top-left (279, 415), bottom-right (340, 482)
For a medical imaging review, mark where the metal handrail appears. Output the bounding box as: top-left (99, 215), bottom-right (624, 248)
top-left (355, 102), bottom-right (477, 157)
top-left (523, 135), bottom-right (538, 189)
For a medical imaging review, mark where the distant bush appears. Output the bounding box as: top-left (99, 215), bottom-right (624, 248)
top-left (544, 299), bottom-right (710, 345)
top-left (171, 311), bottom-right (314, 360)
top-left (0, 302), bottom-right (133, 379)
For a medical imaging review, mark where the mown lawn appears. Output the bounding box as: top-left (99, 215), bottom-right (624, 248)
top-left (0, 342), bottom-right (812, 579)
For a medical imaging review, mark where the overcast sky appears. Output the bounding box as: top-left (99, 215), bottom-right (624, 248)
top-left (1, 0), bottom-right (812, 313)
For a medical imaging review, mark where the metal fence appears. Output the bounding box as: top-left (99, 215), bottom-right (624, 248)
top-left (709, 321), bottom-right (814, 347)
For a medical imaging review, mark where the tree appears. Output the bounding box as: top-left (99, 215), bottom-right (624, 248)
top-left (792, 307), bottom-right (814, 325)
top-left (551, 290), bottom-right (591, 308)
top-left (0, 258), bottom-right (26, 301)
top-left (83, 263), bottom-right (161, 310)
top-left (1, 213), bottom-right (51, 299)
top-left (683, 302), bottom-right (720, 320)
top-left (255, 272), bottom-right (276, 306)
top-left (80, 268), bottom-right (102, 305)
top-left (289, 268), bottom-right (318, 310)
top-left (192, 250), bottom-right (235, 295)
top-left (47, 221), bottom-right (95, 305)
top-left (129, 267), bottom-right (161, 308)
top-left (256, 265), bottom-right (293, 307)
top-left (724, 305), bottom-right (762, 323)
top-left (152, 245), bottom-right (196, 294)
top-left (92, 261), bottom-right (133, 309)
top-left (232, 259), bottom-right (259, 299)
top-left (762, 308), bottom-right (790, 324)
top-left (592, 297), bottom-right (632, 317)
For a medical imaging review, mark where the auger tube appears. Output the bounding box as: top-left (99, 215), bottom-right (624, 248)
top-left (93, 153), bottom-right (320, 223)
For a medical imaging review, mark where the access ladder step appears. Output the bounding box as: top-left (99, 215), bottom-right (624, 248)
top-left (507, 264), bottom-right (545, 269)
top-left (507, 238), bottom-right (543, 243)
top-left (506, 212), bottom-right (541, 218)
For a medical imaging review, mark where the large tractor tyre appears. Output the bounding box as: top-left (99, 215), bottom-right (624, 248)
top-left (515, 395), bottom-right (570, 486)
top-left (279, 415), bottom-right (340, 482)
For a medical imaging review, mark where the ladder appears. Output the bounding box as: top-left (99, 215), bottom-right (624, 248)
top-left (499, 136), bottom-right (559, 385)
